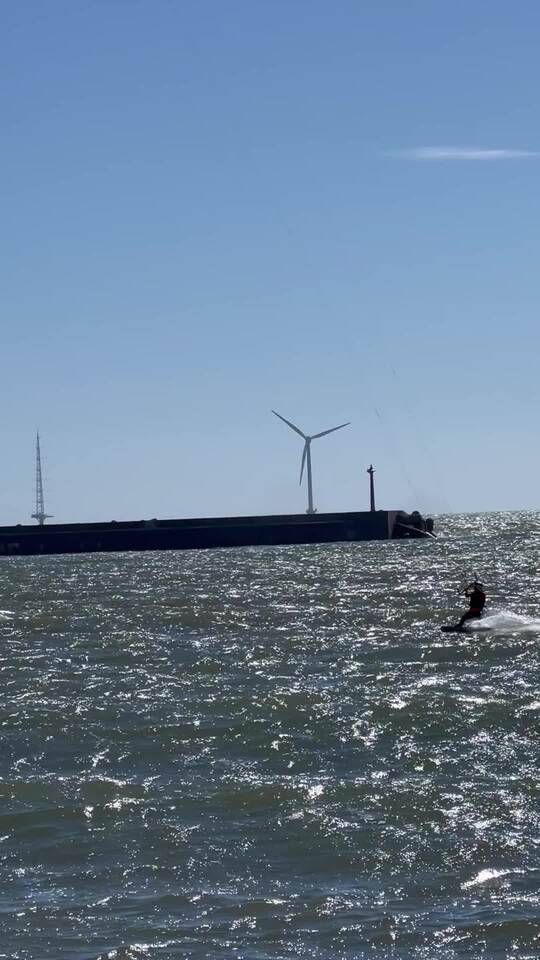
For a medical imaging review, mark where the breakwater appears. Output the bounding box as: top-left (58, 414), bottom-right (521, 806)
top-left (0, 509), bottom-right (432, 557)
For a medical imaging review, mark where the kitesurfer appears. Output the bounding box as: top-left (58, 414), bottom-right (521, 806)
top-left (458, 580), bottom-right (486, 630)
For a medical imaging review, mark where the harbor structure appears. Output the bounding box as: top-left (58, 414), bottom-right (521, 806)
top-left (0, 508), bottom-right (433, 557)
top-left (0, 427), bottom-right (434, 557)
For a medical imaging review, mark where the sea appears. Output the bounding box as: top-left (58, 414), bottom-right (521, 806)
top-left (2, 512), bottom-right (540, 960)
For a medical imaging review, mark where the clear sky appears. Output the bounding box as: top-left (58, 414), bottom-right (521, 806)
top-left (3, 1), bottom-right (540, 522)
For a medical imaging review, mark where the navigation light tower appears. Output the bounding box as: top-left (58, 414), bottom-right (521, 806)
top-left (367, 464), bottom-right (376, 512)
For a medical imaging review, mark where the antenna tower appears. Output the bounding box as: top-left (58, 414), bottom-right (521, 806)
top-left (31, 431), bottom-right (52, 525)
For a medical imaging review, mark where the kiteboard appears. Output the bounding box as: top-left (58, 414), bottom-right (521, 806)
top-left (441, 623), bottom-right (491, 634)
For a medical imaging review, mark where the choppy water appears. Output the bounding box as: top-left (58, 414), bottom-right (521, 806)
top-left (2, 512), bottom-right (540, 959)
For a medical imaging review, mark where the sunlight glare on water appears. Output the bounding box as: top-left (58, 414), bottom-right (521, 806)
top-left (2, 512), bottom-right (540, 959)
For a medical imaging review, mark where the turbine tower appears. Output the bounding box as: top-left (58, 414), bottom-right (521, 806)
top-left (272, 410), bottom-right (350, 514)
top-left (31, 431), bottom-right (52, 526)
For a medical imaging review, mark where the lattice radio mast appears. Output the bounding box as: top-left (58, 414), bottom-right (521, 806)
top-left (31, 431), bottom-right (52, 525)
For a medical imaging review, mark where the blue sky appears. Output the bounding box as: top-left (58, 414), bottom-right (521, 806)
top-left (3, 0), bottom-right (540, 522)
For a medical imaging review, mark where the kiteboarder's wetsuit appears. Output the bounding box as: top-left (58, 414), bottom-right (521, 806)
top-left (458, 583), bottom-right (486, 629)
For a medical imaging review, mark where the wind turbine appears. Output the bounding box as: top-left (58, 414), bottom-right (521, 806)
top-left (272, 410), bottom-right (350, 514)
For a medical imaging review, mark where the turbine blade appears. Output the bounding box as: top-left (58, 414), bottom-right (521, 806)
top-left (311, 421), bottom-right (351, 440)
top-left (299, 444), bottom-right (307, 485)
top-left (272, 410), bottom-right (306, 439)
